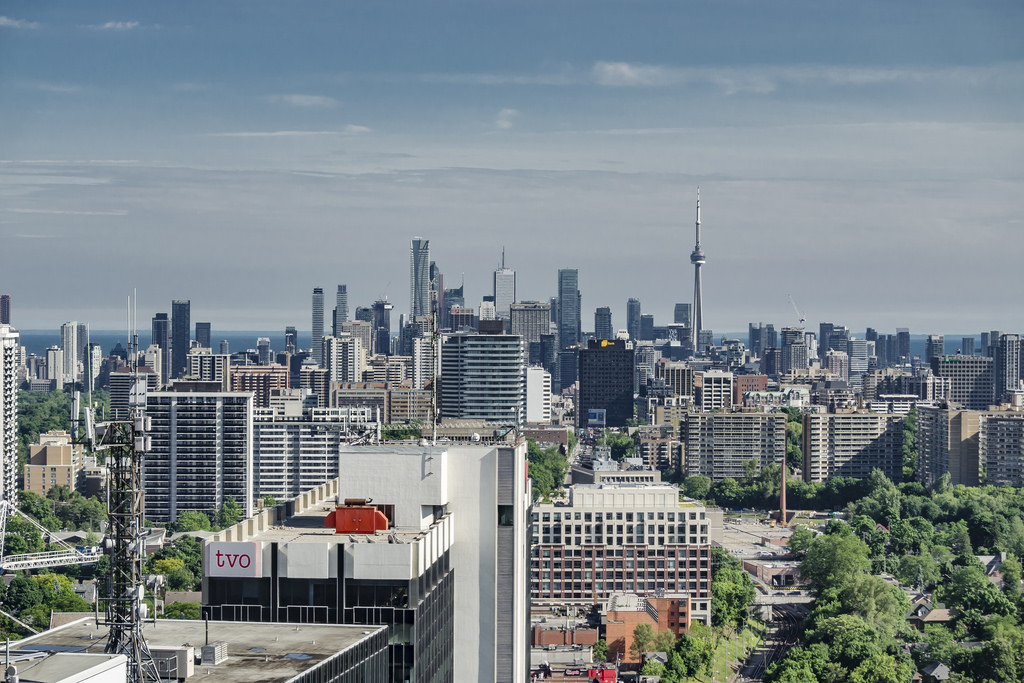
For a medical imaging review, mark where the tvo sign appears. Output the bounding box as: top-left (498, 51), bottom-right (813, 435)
top-left (205, 542), bottom-right (261, 578)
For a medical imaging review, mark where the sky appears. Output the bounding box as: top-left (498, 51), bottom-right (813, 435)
top-left (2, 0), bottom-right (1022, 336)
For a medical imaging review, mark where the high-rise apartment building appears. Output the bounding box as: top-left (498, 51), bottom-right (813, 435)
top-left (748, 322), bottom-right (776, 358)
top-left (578, 339), bottom-right (634, 428)
top-left (802, 413), bottom-right (904, 483)
top-left (151, 312), bottom-right (170, 385)
top-left (194, 322), bottom-right (211, 350)
top-left (171, 300), bottom-right (191, 380)
top-left (996, 334), bottom-right (1021, 402)
top-left (986, 330), bottom-right (1003, 358)
top-left (932, 355), bottom-right (995, 410)
top-left (683, 413), bottom-right (786, 480)
top-left (144, 389), bottom-right (253, 523)
top-left (440, 330), bottom-right (525, 423)
top-left (0, 295), bottom-right (9, 325)
top-left (558, 269), bottom-right (581, 390)
top-left (696, 370), bottom-right (733, 412)
top-left (780, 327), bottom-right (808, 374)
top-left (925, 335), bottom-right (945, 364)
top-left (525, 366), bottom-right (552, 424)
top-left (311, 287), bottom-right (325, 366)
top-left (824, 349), bottom-right (850, 382)
top-left (333, 284), bottom-right (349, 336)
top-left (594, 307), bottom-right (613, 341)
top-left (59, 321), bottom-right (78, 385)
top-left (917, 405), bottom-right (985, 487)
top-left (410, 237), bottom-right (431, 318)
top-left (896, 328), bottom-right (911, 364)
top-left (961, 337), bottom-right (976, 356)
top-left (980, 414), bottom-right (1024, 487)
top-left (493, 265), bottom-right (516, 320)
top-left (626, 298), bottom-right (642, 341)
top-left (1, 325), bottom-right (19, 503)
top-left (324, 335), bottom-right (362, 385)
top-left (847, 338), bottom-right (869, 387)
top-left (509, 302), bottom-right (552, 351)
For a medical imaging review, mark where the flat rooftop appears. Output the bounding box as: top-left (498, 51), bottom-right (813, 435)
top-left (249, 504), bottom-right (438, 545)
top-left (12, 617), bottom-right (386, 683)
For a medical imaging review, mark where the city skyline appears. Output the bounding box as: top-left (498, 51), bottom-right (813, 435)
top-left (2, 1), bottom-right (1022, 331)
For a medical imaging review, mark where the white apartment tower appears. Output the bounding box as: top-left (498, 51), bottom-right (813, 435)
top-left (1, 325), bottom-right (19, 502)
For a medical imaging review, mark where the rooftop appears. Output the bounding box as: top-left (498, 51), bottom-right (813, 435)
top-left (11, 617), bottom-right (387, 683)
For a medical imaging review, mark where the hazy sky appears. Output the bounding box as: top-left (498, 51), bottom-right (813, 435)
top-left (2, 1), bottom-right (1022, 335)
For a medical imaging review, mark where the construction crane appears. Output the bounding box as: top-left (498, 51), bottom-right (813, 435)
top-left (788, 294), bottom-right (806, 325)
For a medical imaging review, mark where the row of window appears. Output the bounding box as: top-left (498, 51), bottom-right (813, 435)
top-left (535, 510), bottom-right (705, 522)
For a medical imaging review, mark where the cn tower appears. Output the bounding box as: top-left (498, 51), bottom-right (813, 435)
top-left (690, 188), bottom-right (705, 346)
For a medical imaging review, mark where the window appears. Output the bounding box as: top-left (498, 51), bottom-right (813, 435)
top-left (498, 505), bottom-right (514, 526)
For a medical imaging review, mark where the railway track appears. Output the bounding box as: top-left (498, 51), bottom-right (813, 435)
top-left (736, 604), bottom-right (805, 682)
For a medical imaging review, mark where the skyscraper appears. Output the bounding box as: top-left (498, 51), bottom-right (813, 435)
top-left (594, 306), bottom-right (613, 340)
top-left (195, 322), bottom-right (212, 350)
top-left (557, 269), bottom-right (580, 348)
top-left (333, 284), bottom-right (348, 336)
top-left (961, 337), bottom-right (976, 356)
top-left (312, 287), bottom-right (325, 366)
top-left (60, 321), bottom-right (78, 385)
top-left (491, 250), bottom-right (516, 321)
top-left (372, 300), bottom-right (394, 356)
top-left (690, 189), bottom-right (706, 342)
top-left (1, 325), bottom-right (19, 503)
top-left (780, 327), bottom-right (808, 374)
top-left (284, 326), bottom-right (298, 354)
top-left (0, 295), bottom-right (9, 325)
top-left (578, 339), bottom-right (634, 428)
top-left (925, 335), bottom-right (945, 364)
top-left (440, 330), bottom-right (525, 423)
top-left (896, 328), bottom-right (911, 364)
top-left (410, 237), bottom-right (431, 318)
top-left (674, 302), bottom-right (691, 327)
top-left (996, 334), bottom-right (1021, 401)
top-left (626, 298), bottom-right (642, 341)
top-left (171, 299), bottom-right (191, 380)
top-left (152, 313), bottom-right (170, 384)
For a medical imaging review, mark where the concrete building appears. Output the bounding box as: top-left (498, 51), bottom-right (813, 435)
top-left (231, 365), bottom-right (290, 408)
top-left (252, 406), bottom-right (373, 500)
top-left (578, 339), bottom-right (634, 428)
top-left (654, 360), bottom-right (694, 398)
top-left (682, 413), bottom-right (786, 480)
top-left (59, 321), bottom-right (78, 385)
top-left (440, 331), bottom-right (525, 423)
top-left (509, 301), bottom-right (552, 348)
top-left (780, 328), bottom-right (808, 374)
top-left (925, 335), bottom-right (945, 364)
top-left (187, 348), bottom-right (231, 389)
top-left (144, 389), bottom-right (254, 524)
top-left (980, 413), bottom-right (1024, 487)
top-left (324, 334), bottom-right (363, 385)
top-left (1, 325), bottom-right (18, 502)
top-left (525, 366), bottom-right (553, 424)
top-left (109, 366), bottom-right (160, 420)
top-left (918, 405), bottom-right (985, 487)
top-left (996, 334), bottom-right (1022, 402)
top-left (802, 413), bottom-right (904, 483)
top-left (410, 237), bottom-right (431, 319)
top-left (203, 440), bottom-right (530, 683)
top-left (23, 430), bottom-right (82, 496)
top-left (824, 349), bottom-right (850, 382)
top-left (696, 370), bottom-right (733, 412)
top-left (932, 355), bottom-right (995, 410)
top-left (152, 312), bottom-right (171, 383)
top-left (530, 484), bottom-right (715, 625)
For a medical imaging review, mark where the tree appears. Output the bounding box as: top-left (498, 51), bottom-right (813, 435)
top-left (1001, 554), bottom-right (1022, 594)
top-left (787, 525), bottom-right (815, 558)
top-left (848, 653), bottom-right (915, 683)
top-left (652, 629), bottom-right (678, 653)
top-left (592, 639), bottom-right (608, 662)
top-left (162, 602), bottom-right (201, 619)
top-left (630, 623), bottom-right (655, 659)
top-left (712, 567), bottom-right (756, 629)
top-left (639, 660), bottom-right (665, 676)
top-left (217, 496), bottom-right (243, 528)
top-left (683, 475), bottom-right (711, 501)
top-left (673, 622), bottom-right (715, 679)
top-left (5, 576), bottom-right (44, 612)
top-left (800, 532), bottom-right (871, 593)
top-left (176, 511), bottom-right (212, 532)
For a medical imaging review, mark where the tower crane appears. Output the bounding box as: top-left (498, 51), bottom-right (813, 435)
top-left (788, 295), bottom-right (806, 325)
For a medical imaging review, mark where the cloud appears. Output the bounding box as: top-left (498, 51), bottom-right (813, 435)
top-left (206, 126), bottom-right (369, 137)
top-left (590, 61), bottom-right (1024, 94)
top-left (85, 21), bottom-right (140, 31)
top-left (25, 81), bottom-right (81, 94)
top-left (268, 94), bottom-right (338, 108)
top-left (171, 82), bottom-right (209, 92)
top-left (0, 16), bottom-right (40, 29)
top-left (6, 208), bottom-right (128, 216)
top-left (418, 70), bottom-right (575, 86)
top-left (495, 109), bottom-right (518, 130)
